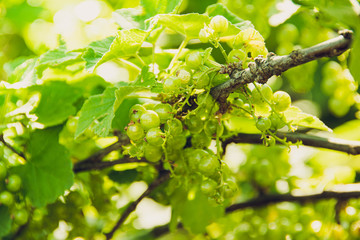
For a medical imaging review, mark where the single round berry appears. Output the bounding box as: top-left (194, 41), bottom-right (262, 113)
top-left (273, 91), bottom-right (291, 112)
top-left (197, 93), bottom-right (215, 110)
top-left (126, 123), bottom-right (145, 142)
top-left (154, 103), bottom-right (172, 123)
top-left (204, 119), bottom-right (224, 137)
top-left (193, 72), bottom-right (210, 89)
top-left (209, 15), bottom-right (228, 33)
top-left (191, 131), bottom-right (211, 148)
top-left (185, 115), bottom-right (204, 134)
top-left (145, 128), bottom-right (165, 146)
top-left (144, 144), bottom-right (162, 162)
top-left (185, 52), bottom-right (202, 69)
top-left (198, 153), bottom-right (220, 177)
top-left (256, 117), bottom-right (271, 132)
top-left (13, 208), bottom-right (29, 226)
top-left (6, 174), bottom-right (22, 192)
top-left (164, 118), bottom-right (183, 135)
top-left (166, 134), bottom-right (187, 150)
top-left (129, 104), bottom-right (146, 122)
top-left (163, 76), bottom-right (181, 93)
top-left (177, 69), bottom-right (191, 84)
top-left (221, 179), bottom-right (237, 198)
top-left (269, 113), bottom-right (286, 130)
top-left (0, 191), bottom-right (14, 206)
top-left (140, 110), bottom-right (161, 131)
top-left (185, 148), bottom-right (207, 171)
top-left (201, 178), bottom-right (218, 195)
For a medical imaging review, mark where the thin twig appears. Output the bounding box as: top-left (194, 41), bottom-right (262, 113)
top-left (73, 156), bottom-right (148, 173)
top-left (73, 133), bottom-right (129, 168)
top-left (210, 30), bottom-right (353, 111)
top-left (0, 134), bottom-right (26, 160)
top-left (150, 185), bottom-right (360, 238)
top-left (226, 188), bottom-right (360, 213)
top-left (105, 172), bottom-right (171, 239)
top-left (222, 132), bottom-right (360, 155)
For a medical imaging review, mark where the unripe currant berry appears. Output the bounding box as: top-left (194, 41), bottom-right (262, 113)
top-left (209, 15), bottom-right (228, 33)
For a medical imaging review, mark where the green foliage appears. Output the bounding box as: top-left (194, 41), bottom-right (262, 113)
top-left (14, 127), bottom-right (74, 207)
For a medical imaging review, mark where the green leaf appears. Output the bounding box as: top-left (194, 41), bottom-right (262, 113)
top-left (31, 81), bottom-right (82, 127)
top-left (112, 98), bottom-right (139, 131)
top-left (75, 87), bottom-right (117, 138)
top-left (83, 36), bottom-right (115, 71)
top-left (141, 0), bottom-right (182, 19)
top-left (206, 3), bottom-right (253, 29)
top-left (96, 29), bottom-right (148, 68)
top-left (131, 66), bottom-right (162, 92)
top-left (155, 13), bottom-right (210, 39)
top-left (284, 106), bottom-right (331, 131)
top-left (0, 206), bottom-right (11, 237)
top-left (113, 0), bottom-right (182, 30)
top-left (350, 32), bottom-right (360, 83)
top-left (114, 86), bottom-right (137, 110)
top-left (7, 58), bottom-right (38, 86)
top-left (36, 43), bottom-right (84, 78)
top-left (180, 190), bottom-right (224, 234)
top-left (14, 127), bottom-right (74, 207)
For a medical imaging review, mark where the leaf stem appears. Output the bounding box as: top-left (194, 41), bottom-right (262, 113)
top-left (168, 38), bottom-right (189, 70)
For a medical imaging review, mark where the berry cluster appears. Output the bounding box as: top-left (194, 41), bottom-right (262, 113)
top-left (0, 161), bottom-right (28, 226)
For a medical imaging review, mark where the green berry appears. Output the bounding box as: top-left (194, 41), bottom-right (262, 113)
top-left (144, 144), bottom-right (162, 162)
top-left (140, 110), bottom-right (161, 131)
top-left (209, 15), bottom-right (228, 33)
top-left (126, 123), bottom-right (145, 142)
top-left (204, 119), bottom-right (224, 137)
top-left (177, 69), bottom-right (191, 84)
top-left (145, 128), bottom-right (165, 146)
top-left (191, 130), bottom-right (211, 148)
top-left (164, 76), bottom-right (181, 93)
top-left (256, 117), bottom-right (271, 132)
top-left (129, 104), bottom-right (146, 122)
top-left (201, 178), bottom-right (218, 195)
top-left (0, 191), bottom-right (14, 206)
top-left (193, 72), bottom-right (210, 89)
top-left (198, 153), bottom-right (220, 176)
top-left (6, 174), bottom-right (22, 192)
top-left (273, 91), bottom-right (291, 112)
top-left (185, 52), bottom-right (202, 69)
top-left (185, 115), bottom-right (204, 134)
top-left (164, 118), bottom-right (183, 135)
top-left (154, 103), bottom-right (172, 123)
top-left (13, 208), bottom-right (29, 226)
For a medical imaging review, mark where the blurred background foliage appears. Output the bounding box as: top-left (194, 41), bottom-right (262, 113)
top-left (1, 0), bottom-right (360, 239)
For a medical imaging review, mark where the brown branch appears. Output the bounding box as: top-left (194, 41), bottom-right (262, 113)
top-left (82, 133), bottom-right (129, 163)
top-left (150, 186), bottom-right (360, 238)
top-left (222, 132), bottom-right (360, 155)
top-left (73, 133), bottom-right (130, 172)
top-left (73, 156), bottom-right (148, 173)
top-left (105, 172), bottom-right (171, 239)
top-left (0, 134), bottom-right (26, 160)
top-left (226, 188), bottom-right (360, 213)
top-left (210, 30), bottom-right (353, 110)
